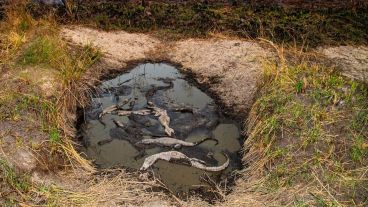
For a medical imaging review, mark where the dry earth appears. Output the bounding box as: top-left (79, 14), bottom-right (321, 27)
top-left (2, 26), bottom-right (368, 206)
top-left (321, 45), bottom-right (368, 82)
top-left (61, 27), bottom-right (161, 67)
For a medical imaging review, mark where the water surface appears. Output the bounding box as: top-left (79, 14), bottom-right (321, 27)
top-left (81, 63), bottom-right (242, 194)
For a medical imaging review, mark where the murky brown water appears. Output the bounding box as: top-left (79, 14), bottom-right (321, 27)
top-left (80, 63), bottom-right (242, 194)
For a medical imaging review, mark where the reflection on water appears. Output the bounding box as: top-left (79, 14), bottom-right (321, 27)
top-left (81, 63), bottom-right (242, 194)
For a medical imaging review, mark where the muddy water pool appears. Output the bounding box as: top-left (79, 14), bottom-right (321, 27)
top-left (80, 63), bottom-right (242, 194)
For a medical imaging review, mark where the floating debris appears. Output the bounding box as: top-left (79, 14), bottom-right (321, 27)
top-left (97, 139), bottom-right (113, 146)
top-left (113, 119), bottom-right (125, 128)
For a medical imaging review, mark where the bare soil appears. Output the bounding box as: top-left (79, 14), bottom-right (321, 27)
top-left (321, 45), bottom-right (368, 83)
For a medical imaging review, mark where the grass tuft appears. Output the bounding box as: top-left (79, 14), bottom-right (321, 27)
top-left (19, 36), bottom-right (61, 66)
top-left (0, 159), bottom-right (30, 193)
top-left (1, 3), bottom-right (99, 203)
top-left (244, 59), bottom-right (368, 206)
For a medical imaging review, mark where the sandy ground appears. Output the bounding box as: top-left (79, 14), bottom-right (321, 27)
top-left (321, 46), bottom-right (368, 82)
top-left (2, 26), bottom-right (367, 206)
top-left (62, 26), bottom-right (272, 116)
top-left (62, 27), bottom-right (161, 67)
top-left (169, 39), bottom-right (271, 116)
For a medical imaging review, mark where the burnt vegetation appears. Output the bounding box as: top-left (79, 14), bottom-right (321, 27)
top-left (25, 0), bottom-right (368, 46)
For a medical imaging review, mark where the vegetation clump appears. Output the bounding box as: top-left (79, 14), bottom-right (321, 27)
top-left (244, 58), bottom-right (368, 206)
top-left (0, 1), bottom-right (100, 204)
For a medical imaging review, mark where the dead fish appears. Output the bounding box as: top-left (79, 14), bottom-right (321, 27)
top-left (99, 105), bottom-right (118, 118)
top-left (174, 107), bottom-right (194, 114)
top-left (117, 110), bottom-right (132, 116)
top-left (140, 151), bottom-right (229, 172)
top-left (117, 98), bottom-right (131, 108)
top-left (100, 99), bottom-right (131, 117)
top-left (117, 109), bottom-right (152, 116)
top-left (145, 82), bottom-right (174, 99)
top-left (190, 154), bottom-right (229, 172)
top-left (147, 102), bottom-right (174, 136)
top-left (135, 137), bottom-right (218, 149)
top-left (113, 119), bottom-right (125, 128)
top-left (133, 109), bottom-right (152, 115)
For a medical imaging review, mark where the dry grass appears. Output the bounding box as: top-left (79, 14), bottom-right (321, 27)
top-left (34, 169), bottom-right (171, 207)
top-left (226, 45), bottom-right (368, 206)
top-left (0, 1), bottom-right (102, 204)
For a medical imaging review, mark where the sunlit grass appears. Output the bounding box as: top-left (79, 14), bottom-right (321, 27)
top-left (19, 36), bottom-right (62, 66)
top-left (246, 60), bottom-right (368, 206)
top-left (0, 3), bottom-right (99, 205)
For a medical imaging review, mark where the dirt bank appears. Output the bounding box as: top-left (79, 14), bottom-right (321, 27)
top-left (62, 26), bottom-right (272, 117)
top-left (321, 46), bottom-right (368, 83)
top-left (62, 27), bottom-right (161, 67)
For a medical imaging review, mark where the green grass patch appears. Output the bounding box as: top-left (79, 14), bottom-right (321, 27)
top-left (249, 63), bottom-right (368, 206)
top-left (0, 91), bottom-right (60, 141)
top-left (19, 36), bottom-right (61, 66)
top-left (0, 5), bottom-right (101, 205)
top-left (0, 159), bottom-right (30, 194)
top-left (57, 43), bottom-right (101, 88)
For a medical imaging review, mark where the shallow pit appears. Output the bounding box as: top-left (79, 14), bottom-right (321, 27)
top-left (80, 63), bottom-right (242, 196)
